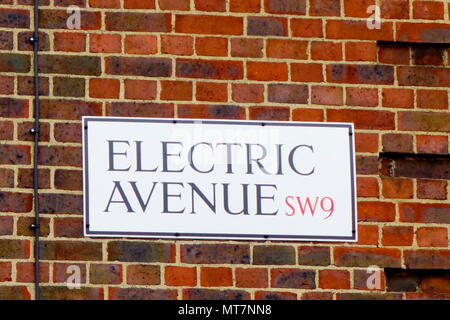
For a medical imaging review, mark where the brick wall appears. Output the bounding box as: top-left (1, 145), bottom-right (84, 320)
top-left (0, 0), bottom-right (449, 300)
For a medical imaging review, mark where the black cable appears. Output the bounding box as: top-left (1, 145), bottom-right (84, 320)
top-left (29, 0), bottom-right (40, 301)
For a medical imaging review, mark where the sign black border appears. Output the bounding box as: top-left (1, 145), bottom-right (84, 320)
top-left (82, 117), bottom-right (357, 242)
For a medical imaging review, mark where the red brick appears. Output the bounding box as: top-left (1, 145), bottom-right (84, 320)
top-left (0, 121), bottom-right (13, 140)
top-left (291, 63), bottom-right (323, 82)
top-left (54, 169), bottom-right (82, 191)
top-left (178, 104), bottom-right (245, 120)
top-left (105, 12), bottom-right (170, 32)
top-left (230, 0), bottom-right (260, 12)
top-left (404, 249), bottom-right (450, 269)
top-left (200, 267), bottom-right (232, 287)
top-left (161, 35), bottom-right (193, 56)
top-left (89, 0), bottom-right (121, 8)
top-left (89, 34), bottom-right (121, 53)
top-left (266, 39), bottom-right (308, 60)
top-left (126, 264), bottom-right (160, 285)
top-left (124, 35), bottom-right (157, 55)
top-left (0, 98), bottom-right (29, 118)
top-left (311, 85), bottom-right (343, 106)
top-left (124, 79), bottom-right (157, 100)
top-left (124, 0), bottom-right (155, 9)
top-left (380, 0), bottom-right (410, 19)
top-left (249, 106), bottom-right (290, 121)
top-left (195, 0), bottom-right (225, 12)
top-left (165, 266), bottom-right (196, 286)
top-left (265, 0), bottom-right (306, 15)
top-left (378, 43), bottom-right (410, 65)
top-left (382, 226), bottom-right (414, 246)
top-left (54, 32), bottom-right (86, 52)
top-left (291, 18), bottom-right (323, 38)
top-left (16, 262), bottom-right (49, 283)
top-left (54, 123), bottom-right (82, 143)
top-left (177, 59), bottom-right (243, 80)
top-left (90, 264), bottom-right (122, 284)
top-left (54, 217), bottom-right (83, 238)
top-left (346, 87), bottom-right (378, 107)
top-left (17, 76), bottom-right (50, 97)
top-left (17, 216), bottom-right (50, 237)
top-left (412, 46), bottom-right (444, 66)
top-left (247, 62), bottom-right (288, 81)
top-left (159, 0), bottom-right (190, 10)
top-left (230, 38), bottom-right (263, 58)
top-left (382, 133), bottom-right (414, 153)
top-left (0, 169), bottom-right (13, 188)
top-left (160, 80), bottom-right (192, 101)
top-left (0, 9), bottom-right (30, 28)
top-left (196, 82), bottom-right (228, 102)
top-left (399, 203), bottom-right (450, 224)
top-left (235, 268), bottom-right (268, 288)
top-left (195, 37), bottom-right (227, 57)
top-left (107, 102), bottom-right (174, 118)
top-left (326, 20), bottom-right (394, 41)
top-left (319, 270), bottom-right (350, 289)
top-left (398, 111), bottom-right (450, 132)
top-left (0, 31), bottom-right (12, 51)
top-left (17, 168), bottom-right (50, 189)
top-left (413, 1), bottom-right (444, 20)
top-left (292, 108), bottom-right (324, 122)
top-left (0, 262), bottom-right (11, 282)
top-left (334, 247), bottom-right (401, 267)
top-left (38, 193), bottom-right (82, 214)
top-left (345, 41), bottom-right (377, 62)
top-left (53, 263), bottom-right (86, 284)
top-left (356, 177), bottom-right (379, 198)
top-left (327, 109), bottom-right (395, 130)
top-left (89, 78), bottom-right (120, 99)
top-left (417, 227), bottom-right (448, 247)
top-left (231, 83), bottom-right (264, 103)
top-left (0, 286), bottom-right (31, 300)
top-left (382, 178), bottom-right (414, 199)
top-left (357, 201), bottom-right (396, 222)
top-left (356, 155), bottom-right (378, 175)
top-left (343, 0), bottom-right (375, 17)
top-left (357, 224), bottom-right (379, 246)
top-left (420, 276), bottom-right (450, 294)
top-left (309, 0), bottom-right (341, 16)
top-left (175, 14), bottom-right (242, 35)
top-left (417, 179), bottom-right (447, 200)
top-left (396, 22), bottom-right (450, 43)
top-left (417, 90), bottom-right (448, 110)
top-left (311, 41), bottom-right (342, 61)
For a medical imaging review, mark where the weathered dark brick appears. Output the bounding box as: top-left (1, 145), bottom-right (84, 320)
top-left (39, 9), bottom-right (101, 30)
top-left (0, 53), bottom-right (30, 73)
top-left (298, 246), bottom-right (330, 266)
top-left (106, 102), bottom-right (174, 118)
top-left (255, 291), bottom-right (297, 300)
top-left (38, 145), bottom-right (81, 167)
top-left (399, 203), bottom-right (450, 224)
top-left (38, 193), bottom-right (83, 214)
top-left (182, 289), bottom-right (250, 300)
top-left (327, 64), bottom-right (395, 84)
top-left (0, 286), bottom-right (31, 300)
top-left (53, 77), bottom-right (85, 97)
top-left (356, 155), bottom-right (378, 175)
top-left (39, 240), bottom-right (103, 261)
top-left (0, 31), bottom-right (13, 50)
top-left (90, 264), bottom-right (122, 284)
top-left (106, 56), bottom-right (171, 77)
top-left (253, 246), bottom-right (295, 265)
top-left (271, 269), bottom-right (316, 289)
top-left (265, 0), bottom-right (306, 14)
top-left (17, 168), bottom-right (50, 189)
top-left (0, 168), bottom-right (14, 188)
top-left (105, 12), bottom-right (170, 32)
top-left (0, 216), bottom-right (13, 235)
top-left (178, 104), bottom-right (245, 119)
top-left (397, 67), bottom-right (449, 87)
top-left (0, 239), bottom-right (30, 259)
top-left (247, 16), bottom-right (287, 36)
top-left (17, 76), bottom-right (50, 96)
top-left (39, 99), bottom-right (102, 120)
top-left (18, 31), bottom-right (50, 51)
top-left (334, 247), bottom-right (401, 268)
top-left (17, 216), bottom-right (50, 237)
top-left (38, 55), bottom-right (101, 76)
top-left (398, 111), bottom-right (450, 132)
top-left (392, 159), bottom-right (450, 180)
top-left (181, 244), bottom-right (250, 264)
top-left (404, 250), bottom-right (450, 269)
top-left (0, 9), bottom-right (30, 28)
top-left (337, 293), bottom-right (402, 300)
top-left (0, 98), bottom-right (29, 118)
top-left (53, 217), bottom-right (83, 238)
top-left (54, 169), bottom-right (83, 191)
top-left (108, 241), bottom-right (174, 263)
top-left (40, 286), bottom-right (103, 300)
top-left (268, 83), bottom-right (308, 104)
top-left (0, 145), bottom-right (30, 165)
top-left (176, 59), bottom-right (243, 80)
top-left (110, 288), bottom-right (177, 300)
